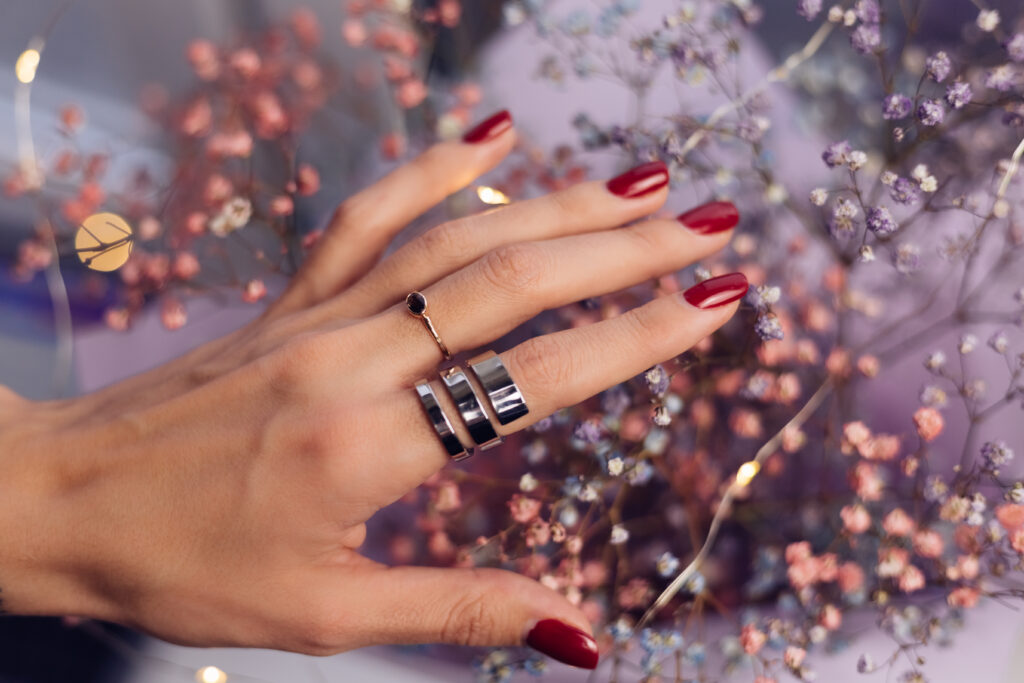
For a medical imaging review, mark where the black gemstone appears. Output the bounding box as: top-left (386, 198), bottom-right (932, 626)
top-left (406, 291), bottom-right (427, 315)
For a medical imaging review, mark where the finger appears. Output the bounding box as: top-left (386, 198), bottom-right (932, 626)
top-left (273, 110), bottom-right (517, 316)
top-left (376, 272), bottom-right (747, 496)
top-left (335, 161), bottom-right (676, 317)
top-left (341, 565), bottom-right (598, 668)
top-left (358, 201), bottom-right (739, 383)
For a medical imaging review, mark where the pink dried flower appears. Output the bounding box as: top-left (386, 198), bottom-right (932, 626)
top-left (137, 216), bottom-right (161, 241)
top-left (860, 434), bottom-right (901, 461)
top-left (996, 503), bottom-right (1024, 532)
top-left (203, 174), bottom-right (233, 205)
top-left (229, 48), bottom-right (261, 79)
top-left (251, 91), bottom-right (289, 138)
top-left (160, 297), bottom-right (187, 330)
top-left (296, 163), bottom-right (321, 196)
top-left (882, 508), bottom-right (917, 537)
top-left (525, 519), bottom-right (551, 548)
top-left (433, 481), bottom-right (461, 512)
top-left (396, 79), bottom-right (428, 109)
top-left (851, 462), bottom-right (884, 501)
top-left (729, 408), bottom-right (764, 439)
top-left (877, 547), bottom-right (910, 578)
top-left (956, 554), bottom-right (980, 580)
top-left (788, 555), bottom-right (822, 589)
top-left (104, 307), bottom-right (130, 331)
top-left (616, 577), bottom-right (653, 609)
top-left (948, 586), bottom-right (980, 608)
top-left (184, 212), bottom-right (208, 236)
top-left (841, 503), bottom-right (871, 534)
top-left (342, 19), bottom-right (368, 46)
top-left (270, 195), bottom-right (294, 216)
top-left (1011, 529), bottom-right (1024, 555)
top-left (181, 98), bottom-right (213, 137)
top-left (785, 541), bottom-right (812, 564)
top-left (843, 421), bottom-right (871, 448)
top-left (290, 8), bottom-right (322, 48)
top-left (508, 494), bottom-right (542, 524)
top-left (380, 132), bottom-right (407, 160)
top-left (740, 624), bottom-right (766, 654)
top-left (207, 130), bottom-right (254, 159)
top-left (898, 564), bottom-right (925, 592)
top-left (819, 603), bottom-right (842, 630)
top-left (857, 354), bottom-right (880, 377)
top-left (837, 561), bottom-right (865, 594)
top-left (913, 529), bottom-right (944, 558)
top-left (172, 252), bottom-right (200, 280)
top-left (784, 646), bottom-right (806, 669)
top-left (59, 104), bottom-right (85, 132)
top-left (186, 40), bottom-right (220, 81)
top-left (913, 406), bottom-right (944, 442)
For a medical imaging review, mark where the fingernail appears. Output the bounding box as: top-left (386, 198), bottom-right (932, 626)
top-left (525, 619), bottom-right (599, 670)
top-left (682, 272), bottom-right (749, 309)
top-left (463, 110), bottom-right (513, 144)
top-left (606, 161), bottom-right (669, 199)
top-left (677, 201), bottom-right (740, 235)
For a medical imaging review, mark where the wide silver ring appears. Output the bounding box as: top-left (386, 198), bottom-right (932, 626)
top-left (414, 381), bottom-right (471, 461)
top-left (468, 352), bottom-right (529, 426)
top-left (440, 366), bottom-right (503, 450)
top-left (406, 291), bottom-right (452, 361)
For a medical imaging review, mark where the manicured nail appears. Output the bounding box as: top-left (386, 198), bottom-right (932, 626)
top-left (606, 161), bottom-right (669, 199)
top-left (525, 619), bottom-right (599, 670)
top-left (463, 110), bottom-right (513, 144)
top-left (677, 201), bottom-right (740, 235)
top-left (682, 272), bottom-right (749, 310)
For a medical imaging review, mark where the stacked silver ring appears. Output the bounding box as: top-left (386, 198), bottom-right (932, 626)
top-left (408, 292), bottom-right (529, 461)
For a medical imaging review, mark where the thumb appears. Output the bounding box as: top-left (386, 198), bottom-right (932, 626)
top-left (346, 565), bottom-right (599, 670)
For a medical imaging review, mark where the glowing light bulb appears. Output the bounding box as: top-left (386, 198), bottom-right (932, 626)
top-left (196, 666), bottom-right (227, 683)
top-left (476, 185), bottom-right (511, 205)
top-left (735, 461), bottom-right (760, 487)
top-left (15, 49), bottom-right (41, 84)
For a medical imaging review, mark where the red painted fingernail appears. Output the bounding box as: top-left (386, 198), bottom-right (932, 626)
top-left (682, 272), bottom-right (749, 309)
top-left (525, 619), bottom-right (599, 670)
top-left (677, 201), bottom-right (740, 235)
top-left (606, 161), bottom-right (669, 199)
top-left (463, 110), bottom-right (513, 144)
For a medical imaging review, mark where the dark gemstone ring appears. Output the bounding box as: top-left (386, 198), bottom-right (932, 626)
top-left (405, 291), bottom-right (451, 361)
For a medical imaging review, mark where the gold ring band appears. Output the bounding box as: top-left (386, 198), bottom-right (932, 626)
top-left (406, 291), bottom-right (451, 361)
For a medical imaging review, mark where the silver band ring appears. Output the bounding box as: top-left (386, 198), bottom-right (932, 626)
top-left (414, 381), bottom-right (472, 461)
top-left (440, 366), bottom-right (504, 450)
top-left (468, 352), bottom-right (529, 426)
top-left (406, 291), bottom-right (451, 361)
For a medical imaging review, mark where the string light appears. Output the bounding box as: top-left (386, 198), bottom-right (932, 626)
top-left (15, 49), bottom-right (41, 84)
top-left (195, 666), bottom-right (227, 683)
top-left (476, 185), bottom-right (511, 205)
top-left (735, 460), bottom-right (761, 487)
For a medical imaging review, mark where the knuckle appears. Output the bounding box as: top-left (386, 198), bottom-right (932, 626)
top-left (513, 335), bottom-right (575, 399)
top-left (622, 301), bottom-right (675, 353)
top-left (419, 220), bottom-right (466, 261)
top-left (266, 332), bottom-right (328, 391)
top-left (291, 612), bottom-right (343, 656)
top-left (479, 242), bottom-right (549, 295)
top-left (440, 578), bottom-right (497, 646)
top-left (623, 222), bottom-right (674, 255)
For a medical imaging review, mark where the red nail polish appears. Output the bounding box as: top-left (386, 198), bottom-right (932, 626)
top-left (677, 201), bottom-right (740, 235)
top-left (526, 619), bottom-right (599, 670)
top-left (463, 110), bottom-right (513, 144)
top-left (683, 272), bottom-right (749, 310)
top-left (606, 161), bottom-right (669, 199)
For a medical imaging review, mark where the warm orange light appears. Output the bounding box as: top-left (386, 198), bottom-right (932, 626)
top-left (15, 49), bottom-right (41, 84)
top-left (476, 185), bottom-right (511, 205)
top-left (735, 461), bottom-right (761, 487)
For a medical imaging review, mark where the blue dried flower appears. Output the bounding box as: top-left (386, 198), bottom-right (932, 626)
top-left (608, 618), bottom-right (634, 644)
top-left (657, 551), bottom-right (680, 577)
top-left (561, 9), bottom-right (591, 36)
top-left (883, 94), bottom-right (913, 120)
top-left (926, 51), bottom-right (952, 82)
top-left (946, 81), bottom-right (973, 109)
top-left (755, 313), bottom-right (784, 341)
top-left (917, 99), bottom-right (945, 126)
top-left (866, 205), bottom-right (897, 235)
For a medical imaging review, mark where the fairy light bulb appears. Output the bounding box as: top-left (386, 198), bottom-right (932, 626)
top-left (15, 49), bottom-right (41, 84)
top-left (195, 666), bottom-right (227, 683)
top-left (735, 461), bottom-right (761, 487)
top-left (476, 185), bottom-right (511, 205)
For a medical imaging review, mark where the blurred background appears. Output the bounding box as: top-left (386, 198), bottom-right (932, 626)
top-left (2, 1), bottom-right (1023, 682)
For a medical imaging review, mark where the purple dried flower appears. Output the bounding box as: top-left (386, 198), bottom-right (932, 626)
top-left (889, 177), bottom-right (921, 205)
top-left (883, 94), bottom-right (913, 120)
top-left (981, 441), bottom-right (1014, 468)
top-left (866, 206), bottom-right (897, 235)
top-left (916, 99), bottom-right (945, 126)
top-left (946, 81), bottom-right (972, 109)
top-left (573, 419), bottom-right (605, 444)
top-left (851, 23), bottom-right (881, 55)
top-left (1008, 33), bottom-right (1024, 63)
top-left (855, 0), bottom-right (880, 23)
top-left (822, 140), bottom-right (851, 168)
top-left (644, 365), bottom-right (670, 395)
top-left (755, 313), bottom-right (784, 341)
top-left (925, 51), bottom-right (952, 82)
top-left (797, 0), bottom-right (822, 21)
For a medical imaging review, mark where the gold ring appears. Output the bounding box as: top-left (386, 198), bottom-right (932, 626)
top-left (406, 291), bottom-right (451, 361)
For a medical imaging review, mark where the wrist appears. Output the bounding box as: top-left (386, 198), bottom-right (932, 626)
top-left (0, 389), bottom-right (120, 621)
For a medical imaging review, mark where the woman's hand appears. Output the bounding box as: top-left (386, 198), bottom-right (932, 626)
top-left (0, 111), bottom-right (745, 669)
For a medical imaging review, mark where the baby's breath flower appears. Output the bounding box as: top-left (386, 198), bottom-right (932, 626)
top-left (653, 404), bottom-right (671, 426)
top-left (881, 170), bottom-right (898, 186)
top-left (827, 5), bottom-right (844, 23)
top-left (925, 51), bottom-right (952, 82)
top-left (851, 23), bottom-right (881, 54)
top-left (755, 313), bottom-right (785, 341)
top-left (982, 440), bottom-right (1014, 468)
top-left (919, 384), bottom-right (947, 407)
top-left (822, 140), bottom-right (851, 168)
top-left (848, 149), bottom-right (868, 170)
top-left (607, 457), bottom-right (624, 476)
top-left (810, 187), bottom-right (829, 206)
top-left (890, 177), bottom-right (921, 204)
top-left (748, 284), bottom-right (781, 310)
top-left (989, 330), bottom-right (1009, 353)
top-left (866, 206), bottom-right (897, 235)
top-left (958, 333), bottom-right (978, 354)
top-left (858, 245), bottom-right (875, 262)
top-left (893, 243), bottom-right (922, 274)
top-left (519, 472), bottom-right (538, 492)
top-left (977, 9), bottom-right (1000, 33)
top-left (1008, 33), bottom-right (1024, 62)
top-left (946, 81), bottom-right (973, 109)
top-left (916, 99), bottom-right (945, 126)
top-left (797, 0), bottom-right (822, 21)
top-left (610, 524), bottom-right (630, 545)
top-left (657, 551), bottom-right (681, 577)
top-left (924, 350), bottom-right (946, 370)
top-left (883, 94), bottom-right (913, 120)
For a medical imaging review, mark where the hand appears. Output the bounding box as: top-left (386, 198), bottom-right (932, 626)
top-left (0, 111), bottom-right (745, 669)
